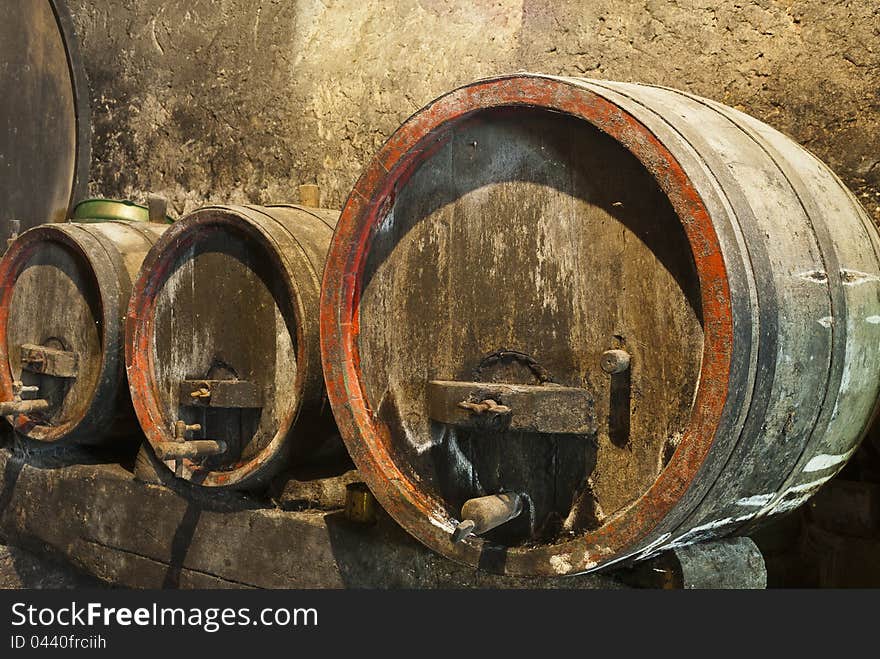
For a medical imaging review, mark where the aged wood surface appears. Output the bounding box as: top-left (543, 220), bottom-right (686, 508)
top-left (426, 380), bottom-right (597, 435)
top-left (358, 108), bottom-right (703, 545)
top-left (588, 80), bottom-right (880, 542)
top-left (0, 0), bottom-right (89, 243)
top-left (7, 240), bottom-right (102, 426)
top-left (1, 221), bottom-right (164, 445)
top-left (0, 448), bottom-right (622, 589)
top-left (152, 222), bottom-right (293, 469)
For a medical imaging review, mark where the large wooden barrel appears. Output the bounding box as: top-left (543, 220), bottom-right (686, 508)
top-left (126, 205), bottom-right (338, 489)
top-left (0, 0), bottom-right (90, 244)
top-left (0, 220), bottom-right (166, 445)
top-left (320, 74), bottom-right (880, 575)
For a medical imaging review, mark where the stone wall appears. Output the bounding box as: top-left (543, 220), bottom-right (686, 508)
top-left (68, 1), bottom-right (879, 221)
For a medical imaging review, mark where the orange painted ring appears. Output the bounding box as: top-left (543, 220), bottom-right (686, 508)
top-left (320, 74), bottom-right (734, 575)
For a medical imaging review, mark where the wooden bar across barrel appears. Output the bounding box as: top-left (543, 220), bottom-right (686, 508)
top-left (19, 343), bottom-right (79, 379)
top-left (427, 380), bottom-right (596, 435)
top-left (178, 379), bottom-right (262, 408)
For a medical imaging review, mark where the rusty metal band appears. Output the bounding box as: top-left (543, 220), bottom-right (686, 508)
top-left (576, 81), bottom-right (781, 558)
top-left (670, 91), bottom-right (847, 531)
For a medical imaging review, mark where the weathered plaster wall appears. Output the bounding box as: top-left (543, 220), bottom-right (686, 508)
top-left (67, 0), bottom-right (879, 221)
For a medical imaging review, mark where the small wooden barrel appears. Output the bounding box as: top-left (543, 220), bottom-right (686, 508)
top-left (126, 205), bottom-right (338, 489)
top-left (320, 74), bottom-right (880, 575)
top-left (0, 220), bottom-right (166, 444)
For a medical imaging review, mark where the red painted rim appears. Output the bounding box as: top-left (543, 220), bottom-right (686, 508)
top-left (0, 226), bottom-right (110, 442)
top-left (125, 207), bottom-right (307, 487)
top-left (320, 74), bottom-right (734, 575)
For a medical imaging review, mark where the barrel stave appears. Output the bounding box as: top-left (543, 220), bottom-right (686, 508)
top-left (584, 81), bottom-right (839, 558)
top-left (728, 113), bottom-right (880, 523)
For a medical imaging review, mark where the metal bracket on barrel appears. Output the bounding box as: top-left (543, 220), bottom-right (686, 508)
top-left (427, 379), bottom-right (596, 543)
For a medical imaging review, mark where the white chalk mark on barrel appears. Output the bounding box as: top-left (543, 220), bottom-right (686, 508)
top-left (803, 447), bottom-right (858, 473)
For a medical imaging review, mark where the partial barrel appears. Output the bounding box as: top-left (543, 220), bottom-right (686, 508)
top-left (0, 220), bottom-right (166, 445)
top-left (72, 197), bottom-right (173, 224)
top-left (126, 204), bottom-right (338, 489)
top-left (320, 74), bottom-right (880, 576)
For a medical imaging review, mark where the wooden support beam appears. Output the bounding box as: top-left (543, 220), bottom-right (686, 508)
top-left (0, 448), bottom-right (619, 589)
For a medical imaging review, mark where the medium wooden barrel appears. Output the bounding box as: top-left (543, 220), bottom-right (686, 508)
top-left (320, 74), bottom-right (880, 576)
top-left (126, 205), bottom-right (338, 489)
top-left (0, 220), bottom-right (166, 444)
